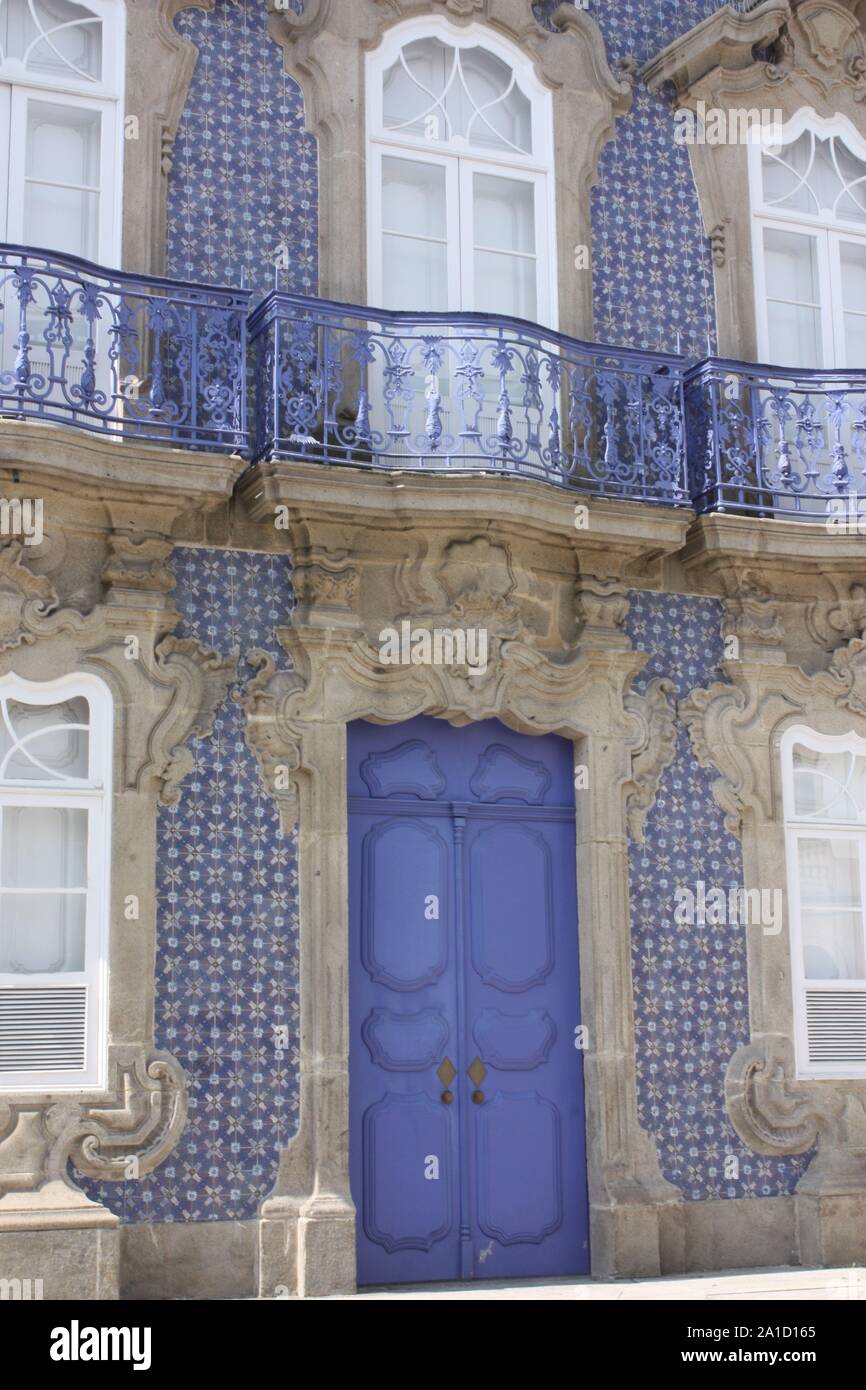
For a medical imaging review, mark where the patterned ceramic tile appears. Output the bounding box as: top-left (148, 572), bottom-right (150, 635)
top-left (166, 0), bottom-right (317, 304)
top-left (75, 549), bottom-right (298, 1223)
top-left (626, 591), bottom-right (810, 1199)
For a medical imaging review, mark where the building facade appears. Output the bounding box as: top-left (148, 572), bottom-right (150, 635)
top-left (1, 0), bottom-right (866, 1300)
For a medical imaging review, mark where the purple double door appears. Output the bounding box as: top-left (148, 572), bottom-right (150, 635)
top-left (348, 716), bottom-right (589, 1285)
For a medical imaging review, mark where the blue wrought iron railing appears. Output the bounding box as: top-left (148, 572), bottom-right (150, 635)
top-left (4, 243), bottom-right (866, 524)
top-left (685, 357), bottom-right (866, 519)
top-left (248, 291), bottom-right (690, 506)
top-left (0, 244), bottom-right (250, 452)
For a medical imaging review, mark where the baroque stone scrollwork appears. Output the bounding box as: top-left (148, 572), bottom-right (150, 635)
top-left (624, 677), bottom-right (678, 844)
top-left (681, 612), bottom-right (866, 1232)
top-left (0, 1047), bottom-right (187, 1201)
top-left (725, 1035), bottom-right (839, 1155)
top-left (0, 540), bottom-right (237, 1231)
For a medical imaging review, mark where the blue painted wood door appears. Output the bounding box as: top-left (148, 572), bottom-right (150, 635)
top-left (349, 716), bottom-right (589, 1285)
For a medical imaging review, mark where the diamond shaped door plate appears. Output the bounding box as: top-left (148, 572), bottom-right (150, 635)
top-left (437, 1057), bottom-right (457, 1087)
top-left (468, 1056), bottom-right (487, 1087)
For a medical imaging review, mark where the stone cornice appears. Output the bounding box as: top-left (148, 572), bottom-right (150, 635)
top-left (0, 420), bottom-right (243, 515)
top-left (238, 461), bottom-right (692, 584)
top-left (679, 513), bottom-right (866, 602)
top-left (642, 0), bottom-right (791, 97)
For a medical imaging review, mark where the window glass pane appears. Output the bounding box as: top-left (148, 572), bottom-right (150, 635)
top-left (382, 37), bottom-right (531, 154)
top-left (0, 892), bottom-right (85, 972)
top-left (26, 100), bottom-right (100, 185)
top-left (762, 132), bottom-right (818, 214)
top-left (460, 47), bottom-right (530, 154)
top-left (1, 0), bottom-right (102, 81)
top-left (1, 806), bottom-right (87, 888)
top-left (764, 226), bottom-right (820, 302)
top-left (793, 743), bottom-right (866, 821)
top-left (381, 157), bottom-right (447, 311)
top-left (762, 131), bottom-right (866, 224)
top-left (798, 838), bottom-right (865, 979)
top-left (0, 697), bottom-right (89, 781)
top-left (840, 241), bottom-right (866, 364)
top-left (765, 300), bottom-right (822, 368)
top-left (475, 249), bottom-right (536, 320)
top-left (383, 233), bottom-right (447, 311)
top-left (382, 37), bottom-right (448, 135)
top-left (801, 908), bottom-right (866, 978)
top-left (763, 227), bottom-right (822, 367)
top-left (24, 100), bottom-right (101, 259)
top-left (474, 173), bottom-right (535, 254)
top-left (382, 156), bottom-right (446, 239)
top-left (24, 181), bottom-right (99, 259)
top-left (797, 837), bottom-right (860, 907)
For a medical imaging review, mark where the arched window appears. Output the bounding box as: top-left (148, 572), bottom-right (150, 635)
top-left (750, 112), bottom-right (866, 369)
top-left (366, 18), bottom-right (556, 325)
top-left (782, 726), bottom-right (866, 1077)
top-left (0, 672), bottom-right (112, 1090)
top-left (0, 0), bottom-right (125, 265)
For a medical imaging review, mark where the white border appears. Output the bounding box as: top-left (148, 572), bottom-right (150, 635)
top-left (0, 0), bottom-right (125, 266)
top-left (749, 109), bottom-right (866, 368)
top-left (365, 15), bottom-right (558, 327)
top-left (0, 670), bottom-right (112, 1092)
top-left (781, 722), bottom-right (866, 1079)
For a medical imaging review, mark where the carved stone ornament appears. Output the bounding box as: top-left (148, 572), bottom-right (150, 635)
top-left (0, 541), bottom-right (238, 1225)
top-left (681, 617), bottom-right (866, 1204)
top-left (624, 677), bottom-right (679, 843)
top-left (240, 592), bottom-right (682, 1296)
top-left (642, 0), bottom-right (866, 360)
top-left (265, 0), bottom-right (632, 338)
top-left (641, 0), bottom-right (792, 95)
top-left (0, 1048), bottom-right (187, 1205)
top-left (126, 2), bottom-right (222, 276)
top-left (681, 621), bottom-right (866, 836)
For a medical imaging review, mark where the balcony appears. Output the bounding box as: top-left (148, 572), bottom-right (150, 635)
top-left (248, 292), bottom-right (690, 507)
top-left (2, 243), bottom-right (865, 526)
top-left (686, 358), bottom-right (866, 520)
top-left (0, 244), bottom-right (250, 453)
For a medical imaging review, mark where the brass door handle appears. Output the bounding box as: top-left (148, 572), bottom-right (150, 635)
top-left (468, 1056), bottom-right (487, 1104)
top-left (437, 1056), bottom-right (456, 1106)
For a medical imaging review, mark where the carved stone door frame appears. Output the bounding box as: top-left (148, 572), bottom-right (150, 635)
top-left (243, 614), bottom-right (683, 1296)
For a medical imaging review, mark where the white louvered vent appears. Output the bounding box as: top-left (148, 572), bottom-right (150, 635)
top-left (806, 990), bottom-right (866, 1064)
top-left (0, 987), bottom-right (87, 1073)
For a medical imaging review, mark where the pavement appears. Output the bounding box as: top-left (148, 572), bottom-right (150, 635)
top-left (313, 1266), bottom-right (866, 1299)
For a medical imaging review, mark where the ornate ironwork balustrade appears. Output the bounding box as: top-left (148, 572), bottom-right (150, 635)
top-left (0, 244), bottom-right (250, 452)
top-left (249, 291), bottom-right (690, 506)
top-left (686, 357), bottom-right (866, 520)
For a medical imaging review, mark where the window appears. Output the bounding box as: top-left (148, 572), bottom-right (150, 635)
top-left (0, 0), bottom-right (125, 265)
top-left (366, 18), bottom-right (555, 324)
top-left (782, 726), bottom-right (866, 1077)
top-left (0, 673), bottom-right (111, 1090)
top-left (750, 113), bottom-right (866, 369)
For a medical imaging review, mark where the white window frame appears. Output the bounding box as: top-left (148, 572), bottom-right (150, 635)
top-left (0, 671), bottom-right (112, 1091)
top-left (0, 0), bottom-right (125, 267)
top-left (781, 723), bottom-right (866, 1079)
top-left (365, 15), bottom-right (557, 327)
top-left (749, 109), bottom-right (866, 369)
